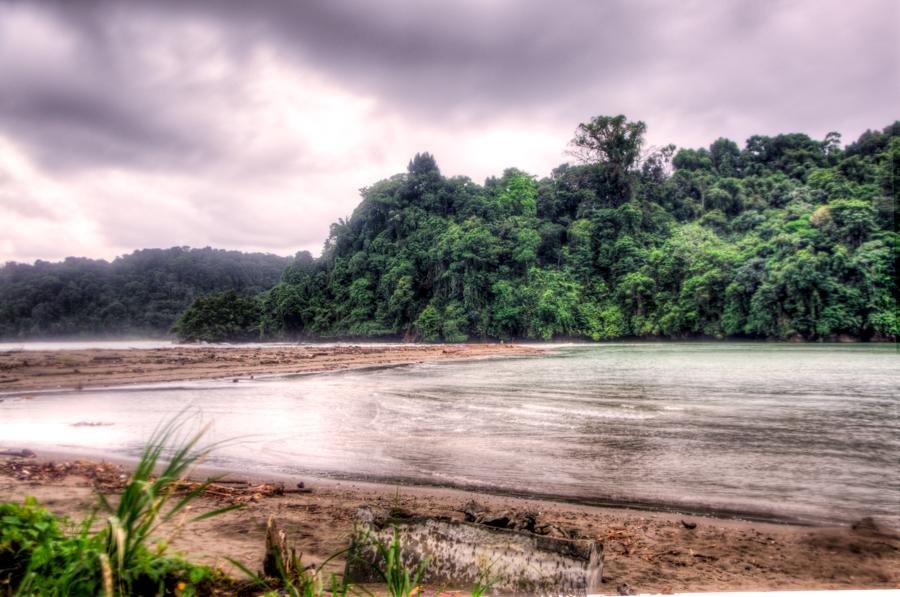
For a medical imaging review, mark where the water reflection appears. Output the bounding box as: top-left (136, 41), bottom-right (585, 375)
top-left (1, 343), bottom-right (897, 526)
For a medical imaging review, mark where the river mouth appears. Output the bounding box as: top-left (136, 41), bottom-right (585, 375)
top-left (1, 342), bottom-right (897, 530)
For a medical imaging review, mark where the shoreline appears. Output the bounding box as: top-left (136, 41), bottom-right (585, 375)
top-left (18, 445), bottom-right (900, 534)
top-left (0, 343), bottom-right (542, 393)
top-left (2, 343), bottom-right (897, 534)
top-left (1, 450), bottom-right (898, 593)
top-left (12, 446), bottom-right (833, 529)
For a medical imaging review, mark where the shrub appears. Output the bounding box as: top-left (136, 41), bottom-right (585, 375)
top-left (172, 291), bottom-right (262, 342)
top-left (1, 415), bottom-right (239, 596)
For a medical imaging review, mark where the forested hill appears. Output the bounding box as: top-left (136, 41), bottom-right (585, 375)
top-left (176, 115), bottom-right (894, 344)
top-left (0, 248), bottom-right (290, 338)
top-left (6, 116), bottom-right (895, 343)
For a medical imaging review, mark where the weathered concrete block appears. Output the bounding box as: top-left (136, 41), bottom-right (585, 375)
top-left (345, 507), bottom-right (603, 595)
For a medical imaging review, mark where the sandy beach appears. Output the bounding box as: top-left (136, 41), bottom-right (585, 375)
top-left (1, 345), bottom-right (898, 593)
top-left (0, 343), bottom-right (539, 393)
top-left (1, 452), bottom-right (898, 594)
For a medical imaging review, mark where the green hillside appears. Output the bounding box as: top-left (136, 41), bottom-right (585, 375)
top-left (0, 247), bottom-right (290, 338)
top-left (176, 115), bottom-right (897, 342)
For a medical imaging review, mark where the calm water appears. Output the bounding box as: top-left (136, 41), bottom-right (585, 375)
top-left (0, 340), bottom-right (417, 351)
top-left (1, 343), bottom-right (897, 526)
top-left (0, 340), bottom-right (179, 351)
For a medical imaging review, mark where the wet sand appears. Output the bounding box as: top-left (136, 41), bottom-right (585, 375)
top-left (0, 343), bottom-right (539, 393)
top-left (1, 454), bottom-right (898, 594)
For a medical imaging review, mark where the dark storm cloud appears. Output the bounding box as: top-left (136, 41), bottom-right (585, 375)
top-left (151, 0), bottom-right (900, 129)
top-left (1, 79), bottom-right (203, 171)
top-left (0, 1), bottom-right (239, 172)
top-left (6, 0), bottom-right (898, 165)
top-left (222, 1), bottom-right (659, 113)
top-left (0, 0), bottom-right (897, 263)
top-left (9, 0), bottom-right (658, 153)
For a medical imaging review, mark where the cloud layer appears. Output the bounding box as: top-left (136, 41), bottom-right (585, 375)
top-left (1, 0), bottom-right (897, 263)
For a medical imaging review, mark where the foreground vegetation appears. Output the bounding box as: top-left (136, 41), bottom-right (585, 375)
top-left (1, 495), bottom-right (479, 596)
top-left (0, 417), bottom-right (482, 597)
top-left (176, 116), bottom-right (897, 343)
top-left (0, 417), bottom-right (238, 596)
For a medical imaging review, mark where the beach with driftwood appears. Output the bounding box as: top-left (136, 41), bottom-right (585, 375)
top-left (1, 344), bottom-right (898, 593)
top-left (1, 452), bottom-right (898, 593)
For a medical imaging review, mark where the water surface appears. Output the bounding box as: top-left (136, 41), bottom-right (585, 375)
top-left (0, 340), bottom-right (419, 351)
top-left (1, 343), bottom-right (897, 526)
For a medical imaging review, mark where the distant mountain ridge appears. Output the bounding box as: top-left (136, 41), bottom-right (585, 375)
top-left (0, 247), bottom-right (291, 338)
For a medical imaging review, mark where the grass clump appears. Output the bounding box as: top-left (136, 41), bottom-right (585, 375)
top-left (228, 550), bottom-right (348, 597)
top-left (1, 414), bottom-right (238, 596)
top-left (366, 528), bottom-right (430, 597)
top-left (2, 416), bottom-right (504, 596)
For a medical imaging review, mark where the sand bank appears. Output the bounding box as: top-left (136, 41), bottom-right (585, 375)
top-left (0, 343), bottom-right (539, 393)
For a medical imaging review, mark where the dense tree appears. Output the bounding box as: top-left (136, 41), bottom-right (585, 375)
top-left (569, 114), bottom-right (648, 203)
top-left (238, 117), bottom-right (894, 343)
top-left (0, 248), bottom-right (289, 338)
top-left (3, 117), bottom-right (895, 344)
top-left (570, 115), bottom-right (647, 172)
top-left (171, 291), bottom-right (262, 342)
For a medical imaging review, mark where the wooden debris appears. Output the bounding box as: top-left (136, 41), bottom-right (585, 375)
top-left (263, 516), bottom-right (298, 579)
top-left (347, 506), bottom-right (603, 595)
top-left (171, 479), bottom-right (308, 504)
top-left (0, 459), bottom-right (125, 490)
top-left (462, 500), bottom-right (579, 538)
top-left (0, 457), bottom-right (311, 504)
top-left (0, 449), bottom-right (36, 458)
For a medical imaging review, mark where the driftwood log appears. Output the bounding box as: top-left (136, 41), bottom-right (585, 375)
top-left (0, 449), bottom-right (36, 458)
top-left (263, 516), bottom-right (298, 579)
top-left (345, 507), bottom-right (603, 595)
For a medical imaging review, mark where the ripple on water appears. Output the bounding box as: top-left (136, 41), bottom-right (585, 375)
top-left (1, 342), bottom-right (897, 527)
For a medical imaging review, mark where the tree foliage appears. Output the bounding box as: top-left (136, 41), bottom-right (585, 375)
top-left (0, 248), bottom-right (289, 338)
top-left (170, 291), bottom-right (262, 342)
top-left (243, 118), bottom-right (896, 342)
top-left (3, 118), bottom-right (895, 343)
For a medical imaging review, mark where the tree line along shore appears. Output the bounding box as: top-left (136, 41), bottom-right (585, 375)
top-left (2, 116), bottom-right (897, 344)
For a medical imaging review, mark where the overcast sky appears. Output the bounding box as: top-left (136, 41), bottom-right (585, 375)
top-left (1, 0), bottom-right (897, 264)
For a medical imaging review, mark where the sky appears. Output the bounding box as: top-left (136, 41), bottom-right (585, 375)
top-left (1, 0), bottom-right (897, 264)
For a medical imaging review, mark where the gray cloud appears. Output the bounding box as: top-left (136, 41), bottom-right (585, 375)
top-left (0, 0), bottom-right (897, 263)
